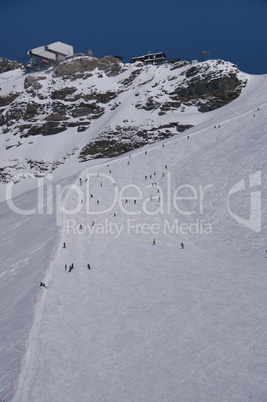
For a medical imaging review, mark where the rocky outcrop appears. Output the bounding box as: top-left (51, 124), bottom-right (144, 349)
top-left (24, 102), bottom-right (45, 120)
top-left (135, 98), bottom-right (161, 111)
top-left (169, 61), bottom-right (246, 112)
top-left (132, 60), bottom-right (247, 114)
top-left (53, 56), bottom-right (122, 77)
top-left (83, 91), bottom-right (118, 103)
top-left (119, 69), bottom-right (142, 86)
top-left (105, 63), bottom-right (125, 77)
top-left (0, 56), bottom-right (248, 181)
top-left (71, 102), bottom-right (104, 118)
top-left (53, 57), bottom-right (98, 77)
top-left (0, 104), bottom-right (26, 125)
top-left (0, 102), bottom-right (46, 127)
top-left (135, 99), bottom-right (182, 114)
top-left (170, 60), bottom-right (190, 71)
top-left (0, 93), bottom-right (20, 107)
top-left (51, 87), bottom-right (77, 100)
top-left (79, 122), bottom-right (193, 160)
top-left (0, 58), bottom-right (23, 73)
top-left (24, 75), bottom-right (47, 90)
top-left (0, 95), bottom-right (102, 137)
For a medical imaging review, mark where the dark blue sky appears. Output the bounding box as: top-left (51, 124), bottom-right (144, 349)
top-left (1, 0), bottom-right (267, 74)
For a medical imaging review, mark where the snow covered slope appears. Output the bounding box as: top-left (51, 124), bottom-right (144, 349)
top-left (0, 62), bottom-right (266, 401)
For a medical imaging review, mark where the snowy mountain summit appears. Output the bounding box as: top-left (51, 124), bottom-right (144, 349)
top-left (0, 56), bottom-right (247, 182)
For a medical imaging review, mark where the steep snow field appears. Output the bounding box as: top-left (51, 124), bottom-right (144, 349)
top-left (1, 71), bottom-right (267, 401)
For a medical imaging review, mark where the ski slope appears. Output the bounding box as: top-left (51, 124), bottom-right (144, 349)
top-left (1, 72), bottom-right (267, 401)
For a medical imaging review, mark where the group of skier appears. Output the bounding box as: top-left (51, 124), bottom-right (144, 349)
top-left (152, 239), bottom-right (184, 248)
top-left (40, 150), bottom-right (188, 289)
top-left (62, 244), bottom-right (91, 272)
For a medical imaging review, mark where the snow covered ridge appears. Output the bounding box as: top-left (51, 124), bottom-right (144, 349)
top-left (0, 57), bottom-right (247, 181)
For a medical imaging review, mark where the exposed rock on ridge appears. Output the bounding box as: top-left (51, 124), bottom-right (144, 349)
top-left (79, 123), bottom-right (194, 160)
top-left (53, 56), bottom-right (123, 77)
top-left (0, 57), bottom-right (248, 181)
top-left (169, 61), bottom-right (245, 112)
top-left (0, 58), bottom-right (23, 73)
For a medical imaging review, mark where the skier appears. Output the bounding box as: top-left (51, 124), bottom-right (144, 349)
top-left (40, 282), bottom-right (47, 288)
top-left (63, 242), bottom-right (66, 248)
top-left (152, 238), bottom-right (156, 245)
top-left (87, 264), bottom-right (91, 270)
top-left (181, 242), bottom-right (184, 249)
top-left (69, 263), bottom-right (74, 272)
top-left (65, 264), bottom-right (67, 271)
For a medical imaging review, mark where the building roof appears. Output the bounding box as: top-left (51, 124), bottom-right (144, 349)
top-left (45, 42), bottom-right (73, 57)
top-left (28, 46), bottom-right (57, 61)
top-left (28, 42), bottom-right (73, 61)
